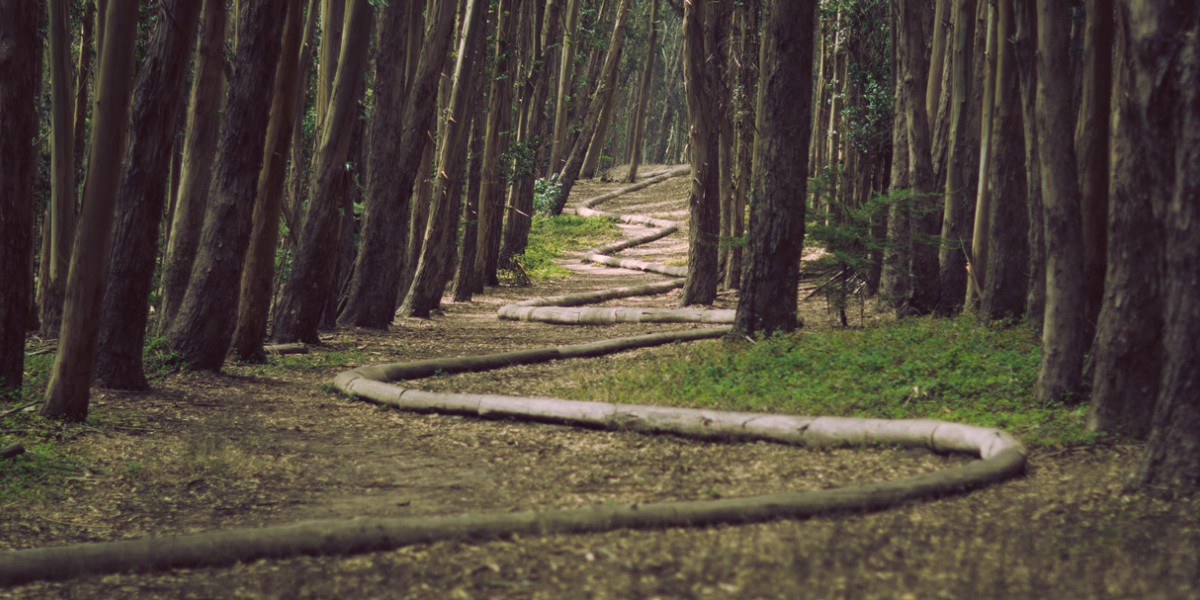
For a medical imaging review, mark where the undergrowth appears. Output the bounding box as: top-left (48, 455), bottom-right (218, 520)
top-left (514, 215), bottom-right (622, 281)
top-left (574, 316), bottom-right (1089, 447)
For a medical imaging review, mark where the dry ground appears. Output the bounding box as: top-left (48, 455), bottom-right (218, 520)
top-left (1, 166), bottom-right (1197, 599)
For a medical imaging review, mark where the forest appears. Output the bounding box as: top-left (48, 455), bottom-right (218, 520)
top-left (1, 0), bottom-right (1199, 596)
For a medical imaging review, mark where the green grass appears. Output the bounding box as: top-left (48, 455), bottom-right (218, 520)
top-left (514, 215), bottom-right (622, 280)
top-left (573, 316), bottom-right (1089, 447)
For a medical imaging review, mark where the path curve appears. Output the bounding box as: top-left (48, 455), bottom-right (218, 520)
top-left (0, 167), bottom-right (1028, 586)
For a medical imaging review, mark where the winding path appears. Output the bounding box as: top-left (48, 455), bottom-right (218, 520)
top-left (0, 167), bottom-right (1027, 586)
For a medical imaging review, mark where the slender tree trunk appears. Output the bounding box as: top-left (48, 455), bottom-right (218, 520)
top-left (402, 0), bottom-right (487, 318)
top-left (40, 0), bottom-right (138, 421)
top-left (1133, 3), bottom-right (1200, 495)
top-left (1076, 0), bottom-right (1113, 340)
top-left (725, 2), bottom-right (758, 290)
top-left (272, 0), bottom-right (373, 344)
top-left (678, 0), bottom-right (721, 306)
top-left (552, 0), bottom-right (633, 213)
top-left (71, 0), bottom-right (95, 194)
top-left (901, 0), bottom-right (940, 316)
top-left (965, 1), bottom-right (997, 310)
top-left (879, 11), bottom-right (910, 309)
top-left (1012, 0), bottom-right (1044, 333)
top-left (625, 0), bottom-right (658, 184)
top-left (158, 0), bottom-right (227, 330)
top-left (1086, 1), bottom-right (1173, 438)
top-left (39, 0), bottom-right (77, 338)
top-left (926, 0), bottom-right (951, 125)
top-left (0, 0), bottom-right (39, 393)
top-left (93, 0), bottom-right (202, 390)
top-left (733, 0), bottom-right (814, 336)
top-left (283, 0), bottom-right (322, 245)
top-left (580, 43), bottom-right (623, 179)
top-left (979, 0), bottom-right (1028, 320)
top-left (163, 0), bottom-right (286, 369)
top-left (548, 0), bottom-right (581, 174)
top-left (339, 0), bottom-right (458, 327)
top-left (471, 0), bottom-right (524, 291)
top-left (1034, 0), bottom-right (1088, 404)
top-left (230, 1), bottom-right (306, 361)
top-left (936, 0), bottom-right (977, 316)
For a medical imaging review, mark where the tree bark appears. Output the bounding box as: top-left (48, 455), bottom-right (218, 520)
top-left (979, 0), bottom-right (1028, 321)
top-left (900, 0), bottom-right (940, 316)
top-left (732, 0), bottom-right (814, 336)
top-left (158, 0), bottom-right (227, 330)
top-left (879, 10), bottom-right (910, 309)
top-left (548, 0), bottom-right (581, 174)
top-left (965, 0), bottom-right (996, 310)
top-left (1133, 4), bottom-right (1200, 495)
top-left (1034, 0), bottom-right (1088, 404)
top-left (338, 0), bottom-right (458, 328)
top-left (39, 0), bottom-right (77, 338)
top-left (230, 1), bottom-right (306, 362)
top-left (625, 0), bottom-right (659, 184)
top-left (1012, 0), bottom-right (1044, 333)
top-left (0, 0), bottom-right (39, 392)
top-left (93, 0), bottom-right (202, 390)
top-left (272, 0), bottom-right (373, 344)
top-left (1075, 0), bottom-right (1112, 340)
top-left (678, 0), bottom-right (721, 306)
top-left (402, 0), bottom-right (488, 318)
top-left (725, 2), bottom-right (758, 291)
top-left (1087, 1), bottom-right (1176, 438)
top-left (163, 0), bottom-right (286, 369)
top-left (70, 0), bottom-right (95, 194)
top-left (935, 0), bottom-right (978, 316)
top-left (40, 0), bottom-right (139, 421)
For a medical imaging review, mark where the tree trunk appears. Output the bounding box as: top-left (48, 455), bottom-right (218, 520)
top-left (625, 0), bottom-right (658, 184)
top-left (402, 0), bottom-right (487, 318)
top-left (979, 0), bottom-right (1028, 321)
top-left (0, 0), bottom-right (39, 392)
top-left (552, 0), bottom-right (632, 213)
top-left (965, 1), bottom-right (996, 310)
top-left (878, 11), bottom-right (911, 310)
top-left (1012, 0), bottom-right (1044, 333)
top-left (678, 0), bottom-right (721, 306)
top-left (1034, 0), bottom-right (1088, 404)
top-left (40, 0), bottom-right (139, 421)
top-left (732, 0), bottom-right (814, 336)
top-left (71, 0), bottom-right (96, 194)
top-left (926, 0), bottom-right (952, 126)
top-left (901, 0), bottom-right (940, 316)
top-left (158, 0), bottom-right (227, 330)
top-left (272, 0), bottom-right (373, 344)
top-left (162, 0), bottom-right (286, 369)
top-left (548, 0), bottom-right (581, 174)
top-left (935, 0), bottom-right (978, 316)
top-left (580, 43), bottom-right (623, 179)
top-left (230, 0), bottom-right (306, 362)
top-left (339, 0), bottom-right (458, 328)
top-left (1133, 4), bottom-right (1200, 496)
top-left (1086, 1), bottom-right (1175, 438)
top-left (471, 0), bottom-right (524, 291)
top-left (39, 0), bottom-right (77, 338)
top-left (1075, 0), bottom-right (1113, 341)
top-left (725, 2), bottom-right (758, 291)
top-left (93, 0), bottom-right (202, 390)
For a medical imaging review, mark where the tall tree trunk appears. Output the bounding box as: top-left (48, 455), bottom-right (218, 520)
top-left (272, 0), bottom-right (373, 344)
top-left (552, 0), bottom-right (632, 213)
top-left (1012, 0), bottom-right (1044, 333)
top-left (878, 10), bottom-right (910, 309)
top-left (93, 0), bottom-right (202, 390)
top-left (162, 0), bottom-right (286, 369)
top-left (580, 43), bottom-right (623, 179)
top-left (71, 0), bottom-right (96, 194)
top-left (1034, 0), bottom-right (1088, 404)
top-left (402, 0), bottom-right (487, 318)
top-left (339, 0), bottom-right (458, 328)
top-left (625, 0), bottom-right (658, 184)
top-left (40, 0), bottom-right (138, 421)
top-left (1076, 0), bottom-right (1113, 340)
top-left (926, 0), bottom-right (952, 125)
top-left (1086, 1), bottom-right (1174, 438)
top-left (965, 0), bottom-right (996, 310)
top-left (678, 0), bottom-right (721, 306)
top-left (901, 0), bottom-right (940, 316)
top-left (0, 0), bottom-right (39, 392)
top-left (158, 0), bottom-right (227, 330)
top-left (733, 0), bottom-right (814, 336)
top-left (471, 0), bottom-right (524, 292)
top-left (1132, 3), bottom-right (1200, 496)
top-left (548, 0), bottom-right (581, 174)
top-left (39, 0), bottom-right (77, 338)
top-left (979, 0), bottom-right (1028, 320)
top-left (935, 0), bottom-right (978, 316)
top-left (725, 2), bottom-right (758, 290)
top-left (230, 0), bottom-right (306, 361)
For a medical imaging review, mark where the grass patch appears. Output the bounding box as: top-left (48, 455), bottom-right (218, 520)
top-left (515, 215), bottom-right (622, 280)
top-left (572, 316), bottom-right (1087, 447)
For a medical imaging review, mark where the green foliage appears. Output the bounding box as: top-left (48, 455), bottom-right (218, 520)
top-left (0, 441), bottom-right (80, 502)
top-left (573, 316), bottom-right (1087, 447)
top-left (534, 174), bottom-right (563, 215)
top-left (515, 214), bottom-right (621, 280)
top-left (143, 336), bottom-right (187, 379)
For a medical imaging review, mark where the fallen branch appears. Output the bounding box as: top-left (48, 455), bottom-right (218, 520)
top-left (0, 401), bottom-right (39, 420)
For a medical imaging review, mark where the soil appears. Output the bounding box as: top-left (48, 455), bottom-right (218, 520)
top-left (1, 166), bottom-right (1198, 599)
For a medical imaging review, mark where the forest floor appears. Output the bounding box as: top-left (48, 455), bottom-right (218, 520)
top-left (2, 166), bottom-right (1199, 599)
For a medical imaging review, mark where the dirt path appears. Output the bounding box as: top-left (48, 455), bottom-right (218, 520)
top-left (2, 166), bottom-right (1195, 599)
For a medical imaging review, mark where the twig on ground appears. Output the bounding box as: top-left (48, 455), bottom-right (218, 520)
top-left (0, 401), bottom-right (39, 420)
